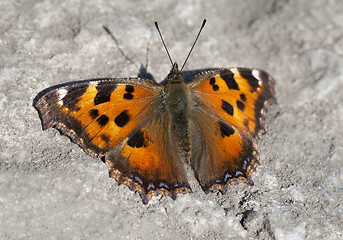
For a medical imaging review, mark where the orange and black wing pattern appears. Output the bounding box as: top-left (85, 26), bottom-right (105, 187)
top-left (34, 78), bottom-right (190, 202)
top-left (34, 78), bottom-right (162, 157)
top-left (106, 110), bottom-right (191, 203)
top-left (189, 68), bottom-right (276, 192)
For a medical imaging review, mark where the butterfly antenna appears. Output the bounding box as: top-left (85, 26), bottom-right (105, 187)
top-left (180, 18), bottom-right (207, 71)
top-left (154, 20), bottom-right (174, 66)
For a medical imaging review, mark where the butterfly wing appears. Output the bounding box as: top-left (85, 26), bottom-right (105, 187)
top-left (34, 78), bottom-right (162, 157)
top-left (106, 109), bottom-right (191, 203)
top-left (34, 78), bottom-right (190, 203)
top-left (188, 68), bottom-right (276, 192)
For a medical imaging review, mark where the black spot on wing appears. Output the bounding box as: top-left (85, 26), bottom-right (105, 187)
top-left (114, 110), bottom-right (130, 127)
top-left (209, 77), bottom-right (219, 91)
top-left (123, 84), bottom-right (135, 100)
top-left (101, 134), bottom-right (110, 143)
top-left (96, 115), bottom-right (109, 127)
top-left (125, 85), bottom-right (134, 93)
top-left (94, 82), bottom-right (117, 105)
top-left (123, 93), bottom-right (133, 99)
top-left (239, 70), bottom-right (259, 92)
top-left (222, 100), bottom-right (234, 116)
top-left (220, 71), bottom-right (239, 90)
top-left (127, 129), bottom-right (145, 148)
top-left (89, 109), bottom-right (99, 119)
top-left (240, 93), bottom-right (246, 102)
top-left (236, 100), bottom-right (245, 111)
top-left (218, 121), bottom-right (235, 137)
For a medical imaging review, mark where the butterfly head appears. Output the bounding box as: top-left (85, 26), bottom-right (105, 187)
top-left (155, 19), bottom-right (207, 85)
top-left (167, 62), bottom-right (184, 83)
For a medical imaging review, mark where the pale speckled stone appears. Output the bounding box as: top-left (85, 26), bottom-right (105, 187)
top-left (1, 0), bottom-right (343, 239)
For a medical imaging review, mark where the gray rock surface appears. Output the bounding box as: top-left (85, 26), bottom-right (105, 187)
top-left (1, 0), bottom-right (343, 239)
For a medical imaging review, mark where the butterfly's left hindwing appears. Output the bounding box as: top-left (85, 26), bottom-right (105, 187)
top-left (189, 108), bottom-right (257, 192)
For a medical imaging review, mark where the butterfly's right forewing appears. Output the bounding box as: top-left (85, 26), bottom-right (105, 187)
top-left (34, 78), bottom-right (163, 157)
top-left (34, 77), bottom-right (191, 203)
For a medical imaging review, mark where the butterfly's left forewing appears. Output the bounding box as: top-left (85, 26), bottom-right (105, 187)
top-left (189, 68), bottom-right (276, 138)
top-left (188, 68), bottom-right (276, 192)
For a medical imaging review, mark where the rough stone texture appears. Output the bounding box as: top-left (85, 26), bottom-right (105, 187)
top-left (1, 0), bottom-right (343, 239)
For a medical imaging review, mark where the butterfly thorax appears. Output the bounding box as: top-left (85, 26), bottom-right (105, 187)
top-left (164, 63), bottom-right (188, 113)
top-left (164, 63), bottom-right (191, 162)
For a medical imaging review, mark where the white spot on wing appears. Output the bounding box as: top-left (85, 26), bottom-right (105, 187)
top-left (57, 88), bottom-right (68, 106)
top-left (230, 67), bottom-right (238, 73)
top-left (252, 69), bottom-right (263, 86)
top-left (89, 82), bottom-right (98, 88)
top-left (57, 88), bottom-right (68, 99)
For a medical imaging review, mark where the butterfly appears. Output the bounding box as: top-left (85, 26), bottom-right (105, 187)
top-left (33, 19), bottom-right (276, 204)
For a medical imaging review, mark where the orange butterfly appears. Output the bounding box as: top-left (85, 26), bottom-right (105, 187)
top-left (34, 19), bottom-right (276, 204)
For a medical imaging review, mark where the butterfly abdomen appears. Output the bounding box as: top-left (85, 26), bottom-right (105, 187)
top-left (165, 80), bottom-right (192, 162)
